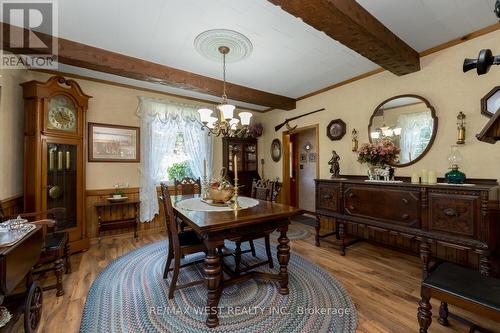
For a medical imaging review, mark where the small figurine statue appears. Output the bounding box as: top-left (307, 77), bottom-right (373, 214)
top-left (328, 150), bottom-right (341, 179)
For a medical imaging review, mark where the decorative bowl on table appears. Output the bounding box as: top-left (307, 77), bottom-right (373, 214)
top-left (208, 187), bottom-right (234, 204)
top-left (206, 169), bottom-right (234, 203)
top-left (106, 196), bottom-right (128, 203)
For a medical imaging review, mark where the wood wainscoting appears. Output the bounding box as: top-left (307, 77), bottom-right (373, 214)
top-left (86, 187), bottom-right (172, 240)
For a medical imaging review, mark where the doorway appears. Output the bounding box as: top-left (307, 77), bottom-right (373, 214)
top-left (282, 124), bottom-right (319, 213)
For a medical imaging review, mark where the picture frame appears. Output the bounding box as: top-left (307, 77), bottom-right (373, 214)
top-left (88, 122), bottom-right (140, 162)
top-left (308, 152), bottom-right (317, 163)
top-left (300, 153), bottom-right (307, 163)
top-left (270, 138), bottom-right (282, 162)
top-left (326, 119), bottom-right (347, 141)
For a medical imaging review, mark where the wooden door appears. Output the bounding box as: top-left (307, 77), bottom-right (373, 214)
top-left (289, 133), bottom-right (298, 207)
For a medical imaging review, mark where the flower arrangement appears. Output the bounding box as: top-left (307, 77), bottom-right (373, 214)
top-left (357, 139), bottom-right (400, 166)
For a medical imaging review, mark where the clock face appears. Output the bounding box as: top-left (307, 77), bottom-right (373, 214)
top-left (47, 95), bottom-right (77, 132)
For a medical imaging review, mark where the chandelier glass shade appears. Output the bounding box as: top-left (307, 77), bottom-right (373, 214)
top-left (198, 45), bottom-right (252, 138)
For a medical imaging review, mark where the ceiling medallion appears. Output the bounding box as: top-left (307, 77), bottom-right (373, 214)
top-left (194, 29), bottom-right (253, 63)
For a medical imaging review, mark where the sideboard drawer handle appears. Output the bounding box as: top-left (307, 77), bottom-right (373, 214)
top-left (323, 194), bottom-right (333, 200)
top-left (443, 208), bottom-right (458, 217)
top-left (401, 214), bottom-right (409, 220)
top-left (402, 198), bottom-right (409, 204)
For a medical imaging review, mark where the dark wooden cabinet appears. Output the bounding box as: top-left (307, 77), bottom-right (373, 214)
top-left (222, 138), bottom-right (260, 196)
top-left (315, 177), bottom-right (499, 277)
top-left (21, 76), bottom-right (91, 253)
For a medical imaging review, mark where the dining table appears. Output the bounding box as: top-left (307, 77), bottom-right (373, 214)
top-left (171, 194), bottom-right (302, 328)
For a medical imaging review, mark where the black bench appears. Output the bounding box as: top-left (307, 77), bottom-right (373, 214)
top-left (418, 262), bottom-right (500, 333)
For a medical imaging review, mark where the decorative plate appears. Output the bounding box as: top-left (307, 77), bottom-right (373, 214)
top-left (326, 119), bottom-right (347, 141)
top-left (106, 196), bottom-right (129, 203)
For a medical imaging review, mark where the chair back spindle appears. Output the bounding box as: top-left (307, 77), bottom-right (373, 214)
top-left (174, 177), bottom-right (201, 196)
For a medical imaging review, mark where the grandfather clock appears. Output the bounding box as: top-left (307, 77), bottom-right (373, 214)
top-left (21, 76), bottom-right (91, 252)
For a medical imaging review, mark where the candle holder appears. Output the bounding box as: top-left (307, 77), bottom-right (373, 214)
top-left (231, 176), bottom-right (241, 210)
top-left (202, 175), bottom-right (209, 200)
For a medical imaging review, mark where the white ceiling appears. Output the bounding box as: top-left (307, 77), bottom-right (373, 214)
top-left (35, 0), bottom-right (500, 107)
top-left (357, 0), bottom-right (497, 52)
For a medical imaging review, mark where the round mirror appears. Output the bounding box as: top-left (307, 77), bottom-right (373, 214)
top-left (368, 95), bottom-right (437, 167)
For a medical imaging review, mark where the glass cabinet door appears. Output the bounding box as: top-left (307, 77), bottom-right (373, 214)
top-left (228, 143), bottom-right (243, 172)
top-left (244, 143), bottom-right (257, 171)
top-left (46, 143), bottom-right (77, 231)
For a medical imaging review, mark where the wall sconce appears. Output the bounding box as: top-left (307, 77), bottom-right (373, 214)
top-left (303, 142), bottom-right (313, 151)
top-left (456, 112), bottom-right (466, 145)
top-left (351, 128), bottom-right (359, 151)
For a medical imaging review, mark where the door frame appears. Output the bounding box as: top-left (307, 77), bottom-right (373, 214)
top-left (281, 124), bottom-right (320, 207)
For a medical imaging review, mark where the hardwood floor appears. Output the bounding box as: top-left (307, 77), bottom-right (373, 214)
top-left (28, 224), bottom-right (499, 333)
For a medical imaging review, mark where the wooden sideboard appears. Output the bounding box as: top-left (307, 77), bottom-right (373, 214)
top-left (315, 177), bottom-right (499, 277)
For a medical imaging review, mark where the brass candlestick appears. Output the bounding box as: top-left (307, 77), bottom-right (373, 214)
top-left (231, 176), bottom-right (241, 210)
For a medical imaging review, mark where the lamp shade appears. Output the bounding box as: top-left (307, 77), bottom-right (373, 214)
top-left (218, 103), bottom-right (235, 120)
top-left (447, 145), bottom-right (463, 166)
top-left (239, 111), bottom-right (252, 126)
top-left (207, 116), bottom-right (218, 129)
top-left (229, 118), bottom-right (239, 129)
top-left (198, 108), bottom-right (213, 123)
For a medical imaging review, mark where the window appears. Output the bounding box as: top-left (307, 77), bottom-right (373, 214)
top-left (137, 97), bottom-right (213, 222)
top-left (158, 132), bottom-right (194, 181)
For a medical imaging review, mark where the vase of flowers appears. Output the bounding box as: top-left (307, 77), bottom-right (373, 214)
top-left (357, 139), bottom-right (400, 180)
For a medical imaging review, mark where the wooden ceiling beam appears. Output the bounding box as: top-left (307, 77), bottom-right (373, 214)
top-left (1, 23), bottom-right (296, 110)
top-left (268, 0), bottom-right (420, 76)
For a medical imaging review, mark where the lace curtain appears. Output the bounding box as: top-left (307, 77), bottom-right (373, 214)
top-left (397, 111), bottom-right (433, 164)
top-left (137, 97), bottom-right (213, 222)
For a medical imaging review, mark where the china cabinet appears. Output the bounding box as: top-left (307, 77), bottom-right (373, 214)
top-left (21, 76), bottom-right (91, 252)
top-left (222, 137), bottom-right (259, 196)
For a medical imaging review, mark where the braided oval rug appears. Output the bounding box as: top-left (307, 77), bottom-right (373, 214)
top-left (80, 240), bottom-right (357, 333)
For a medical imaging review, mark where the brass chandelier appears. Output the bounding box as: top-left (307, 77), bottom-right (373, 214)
top-left (198, 46), bottom-right (252, 138)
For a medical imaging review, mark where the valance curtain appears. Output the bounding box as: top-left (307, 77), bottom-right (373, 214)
top-left (397, 111), bottom-right (433, 164)
top-left (137, 97), bottom-right (213, 222)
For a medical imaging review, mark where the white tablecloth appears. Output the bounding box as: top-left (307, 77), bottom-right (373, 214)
top-left (175, 197), bottom-right (259, 212)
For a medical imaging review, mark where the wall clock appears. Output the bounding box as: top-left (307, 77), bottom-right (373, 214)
top-left (326, 119), bottom-right (346, 141)
top-left (47, 95), bottom-right (78, 132)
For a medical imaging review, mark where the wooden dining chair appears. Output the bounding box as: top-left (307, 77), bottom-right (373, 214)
top-left (230, 179), bottom-right (276, 275)
top-left (269, 180), bottom-right (282, 203)
top-left (159, 182), bottom-right (207, 299)
top-left (174, 177), bottom-right (201, 196)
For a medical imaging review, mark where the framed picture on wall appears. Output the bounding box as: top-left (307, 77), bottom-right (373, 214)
top-left (308, 152), bottom-right (317, 163)
top-left (300, 153), bottom-right (307, 163)
top-left (88, 123), bottom-right (140, 162)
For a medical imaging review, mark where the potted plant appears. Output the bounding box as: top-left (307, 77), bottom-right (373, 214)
top-left (112, 184), bottom-right (124, 198)
top-left (357, 139), bottom-right (400, 180)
